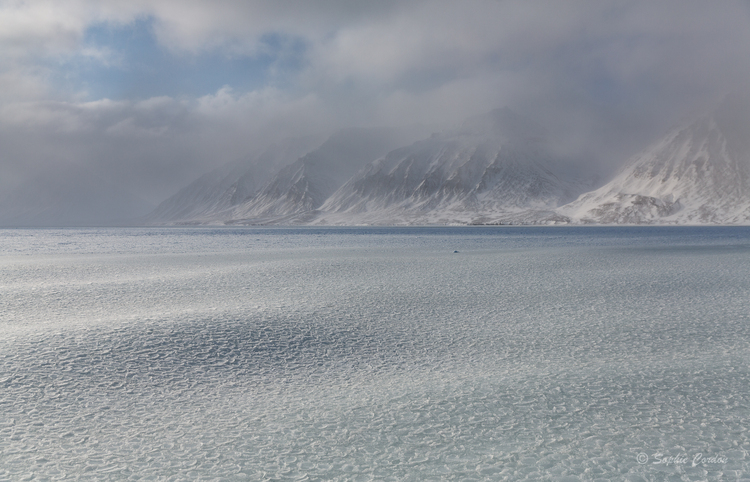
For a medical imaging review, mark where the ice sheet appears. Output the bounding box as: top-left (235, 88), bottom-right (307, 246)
top-left (1, 227), bottom-right (749, 480)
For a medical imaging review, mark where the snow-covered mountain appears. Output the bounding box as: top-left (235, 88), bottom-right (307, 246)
top-left (145, 109), bottom-right (593, 226)
top-left (315, 108), bottom-right (590, 225)
top-left (224, 127), bottom-right (429, 223)
top-left (146, 100), bottom-right (750, 226)
top-left (560, 96), bottom-right (750, 224)
top-left (144, 137), bottom-right (318, 224)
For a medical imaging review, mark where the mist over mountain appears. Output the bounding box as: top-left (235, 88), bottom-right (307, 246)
top-left (145, 108), bottom-right (589, 225)
top-left (226, 126), bottom-right (430, 224)
top-left (316, 108), bottom-right (593, 225)
top-left (145, 137), bottom-right (320, 225)
top-left (145, 100), bottom-right (750, 226)
top-left (2, 2), bottom-right (749, 226)
top-left (560, 95), bottom-right (750, 224)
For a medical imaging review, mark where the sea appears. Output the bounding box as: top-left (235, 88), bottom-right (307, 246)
top-left (1, 226), bottom-right (749, 481)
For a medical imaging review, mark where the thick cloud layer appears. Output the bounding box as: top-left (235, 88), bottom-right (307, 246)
top-left (1, 1), bottom-right (749, 224)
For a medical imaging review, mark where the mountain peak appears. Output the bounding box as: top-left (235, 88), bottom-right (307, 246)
top-left (559, 98), bottom-right (750, 224)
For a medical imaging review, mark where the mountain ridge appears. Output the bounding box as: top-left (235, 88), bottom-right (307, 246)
top-left (315, 109), bottom-right (591, 225)
top-left (145, 101), bottom-right (750, 226)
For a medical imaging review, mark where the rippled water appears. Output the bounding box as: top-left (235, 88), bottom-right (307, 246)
top-left (2, 226), bottom-right (750, 480)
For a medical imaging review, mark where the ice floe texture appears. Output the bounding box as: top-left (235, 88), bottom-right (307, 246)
top-left (2, 227), bottom-right (750, 480)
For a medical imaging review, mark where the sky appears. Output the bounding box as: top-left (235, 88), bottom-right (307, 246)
top-left (1, 0), bottom-right (750, 224)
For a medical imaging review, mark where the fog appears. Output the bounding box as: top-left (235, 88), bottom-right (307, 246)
top-left (1, 0), bottom-right (749, 225)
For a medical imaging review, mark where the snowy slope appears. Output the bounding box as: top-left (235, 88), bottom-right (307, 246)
top-left (144, 137), bottom-right (316, 224)
top-left (227, 127), bottom-right (427, 223)
top-left (315, 108), bottom-right (588, 225)
top-left (560, 97), bottom-right (750, 224)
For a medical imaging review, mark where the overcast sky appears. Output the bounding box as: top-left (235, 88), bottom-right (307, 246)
top-left (2, 0), bottom-right (750, 223)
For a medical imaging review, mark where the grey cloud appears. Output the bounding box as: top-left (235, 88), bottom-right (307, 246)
top-left (0, 88), bottom-right (334, 214)
top-left (1, 0), bottom-right (750, 224)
